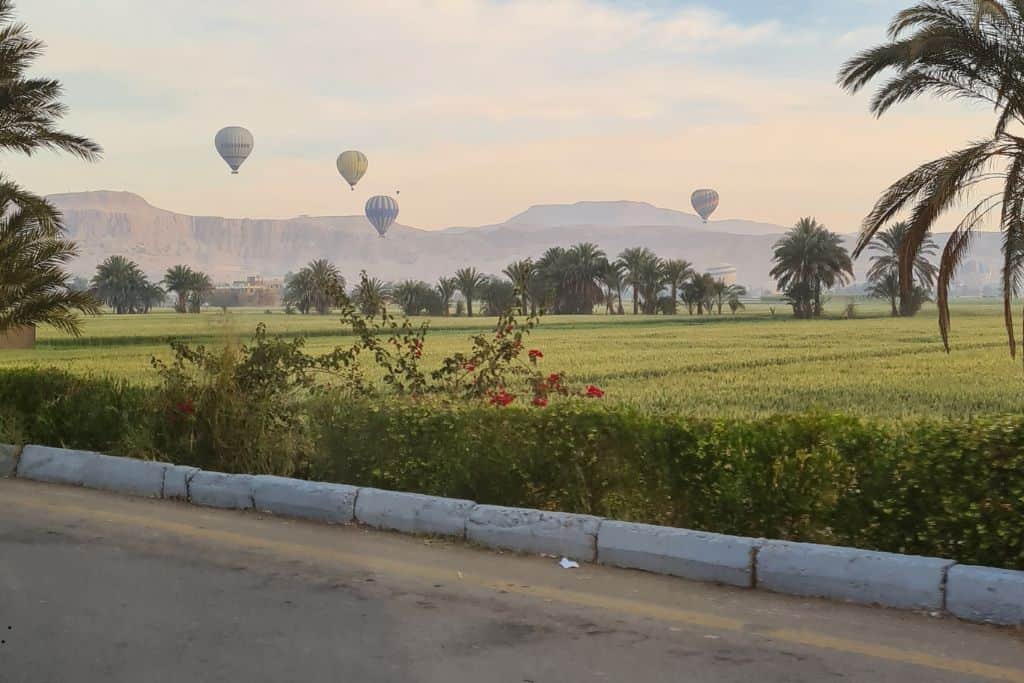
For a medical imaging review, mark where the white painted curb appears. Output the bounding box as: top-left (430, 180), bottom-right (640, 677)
top-left (355, 488), bottom-right (474, 537)
top-left (598, 521), bottom-right (759, 588)
top-left (467, 505), bottom-right (601, 561)
top-left (947, 565), bottom-right (1024, 626)
top-left (757, 540), bottom-right (955, 611)
top-left (5, 444), bottom-right (1023, 627)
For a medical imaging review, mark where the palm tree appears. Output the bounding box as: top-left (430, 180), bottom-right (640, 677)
top-left (0, 188), bottom-right (99, 335)
top-left (617, 247), bottom-right (656, 315)
top-left (727, 285), bottom-right (748, 315)
top-left (307, 259), bottom-right (343, 315)
top-left (838, 0), bottom-right (1024, 352)
top-left (600, 260), bottom-right (626, 315)
top-left (685, 273), bottom-right (717, 315)
top-left (635, 254), bottom-right (667, 314)
top-left (352, 272), bottom-right (390, 316)
top-left (662, 259), bottom-right (694, 315)
top-left (92, 256), bottom-right (143, 314)
top-left (866, 222), bottom-right (938, 317)
top-left (502, 259), bottom-right (536, 314)
top-left (284, 269), bottom-right (314, 314)
top-left (0, 1), bottom-right (100, 336)
top-left (0, 0), bottom-right (101, 162)
top-left (436, 277), bottom-right (457, 316)
top-left (163, 265), bottom-right (194, 313)
top-left (770, 218), bottom-right (853, 318)
top-left (454, 267), bottom-right (486, 317)
top-left (480, 277), bottom-right (516, 316)
top-left (186, 271), bottom-right (213, 314)
top-left (564, 243), bottom-right (607, 314)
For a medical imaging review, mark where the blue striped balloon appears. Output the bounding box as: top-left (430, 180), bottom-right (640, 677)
top-left (690, 189), bottom-right (720, 223)
top-left (365, 195), bottom-right (399, 238)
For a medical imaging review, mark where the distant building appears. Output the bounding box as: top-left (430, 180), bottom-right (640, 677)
top-left (211, 275), bottom-right (283, 308)
top-left (706, 264), bottom-right (738, 286)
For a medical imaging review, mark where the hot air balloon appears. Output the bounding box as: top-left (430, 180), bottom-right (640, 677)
top-left (337, 150), bottom-right (368, 190)
top-left (215, 126), bottom-right (254, 174)
top-left (365, 195), bottom-right (399, 238)
top-left (691, 189), bottom-right (720, 223)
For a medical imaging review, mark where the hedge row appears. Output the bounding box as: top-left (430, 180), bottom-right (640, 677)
top-left (2, 369), bottom-right (1021, 570)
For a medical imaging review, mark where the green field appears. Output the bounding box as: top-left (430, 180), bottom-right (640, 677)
top-left (2, 300), bottom-right (1022, 418)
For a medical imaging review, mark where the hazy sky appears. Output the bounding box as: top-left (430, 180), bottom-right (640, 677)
top-left (6, 0), bottom-right (994, 230)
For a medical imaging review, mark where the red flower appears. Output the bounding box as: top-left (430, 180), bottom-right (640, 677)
top-left (489, 389), bottom-right (516, 407)
top-left (463, 362), bottom-right (476, 372)
top-left (176, 399), bottom-right (195, 415)
top-left (506, 325), bottom-right (514, 334)
top-left (532, 396), bottom-right (548, 407)
top-left (528, 349), bottom-right (543, 360)
top-left (585, 385), bottom-right (605, 399)
top-left (547, 373), bottom-right (562, 386)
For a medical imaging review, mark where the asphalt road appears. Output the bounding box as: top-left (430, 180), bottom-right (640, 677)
top-left (0, 478), bottom-right (1021, 683)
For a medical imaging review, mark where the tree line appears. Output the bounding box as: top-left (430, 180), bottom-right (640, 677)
top-left (84, 258), bottom-right (214, 315)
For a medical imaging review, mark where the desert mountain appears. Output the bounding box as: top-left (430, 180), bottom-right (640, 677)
top-left (49, 191), bottom-right (1003, 293)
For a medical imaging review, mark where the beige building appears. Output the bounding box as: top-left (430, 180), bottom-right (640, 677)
top-left (211, 276), bottom-right (283, 308)
top-left (706, 264), bottom-right (738, 286)
top-left (0, 325), bottom-right (36, 350)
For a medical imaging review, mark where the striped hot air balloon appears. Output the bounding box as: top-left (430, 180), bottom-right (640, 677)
top-left (337, 151), bottom-right (368, 190)
top-left (691, 189), bottom-right (720, 223)
top-left (365, 195), bottom-right (399, 238)
top-left (215, 126), bottom-right (254, 174)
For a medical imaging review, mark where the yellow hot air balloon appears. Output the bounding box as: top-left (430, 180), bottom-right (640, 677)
top-left (337, 151), bottom-right (368, 190)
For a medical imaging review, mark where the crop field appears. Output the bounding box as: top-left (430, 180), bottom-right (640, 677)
top-left (2, 300), bottom-right (1022, 418)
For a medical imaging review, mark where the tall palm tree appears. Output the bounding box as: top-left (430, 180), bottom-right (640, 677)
top-left (0, 188), bottom-right (98, 335)
top-left (0, 0), bottom-right (100, 336)
top-left (436, 277), bottom-right (457, 316)
top-left (0, 0), bottom-right (101, 162)
top-left (284, 269), bottom-right (314, 314)
top-left (838, 0), bottom-right (1024, 352)
top-left (502, 259), bottom-right (536, 314)
top-left (564, 242), bottom-right (607, 314)
top-left (662, 259), bottom-right (694, 315)
top-left (635, 254), bottom-right (667, 314)
top-left (685, 273), bottom-right (718, 315)
top-left (186, 271), bottom-right (213, 314)
top-left (600, 260), bottom-right (626, 315)
top-left (163, 265), bottom-right (194, 313)
top-left (454, 267), bottom-right (486, 317)
top-left (770, 218), bottom-right (853, 318)
top-left (92, 256), bottom-right (143, 314)
top-left (307, 259), bottom-right (343, 315)
top-left (867, 222), bottom-right (939, 317)
top-left (617, 247), bottom-right (658, 315)
top-left (352, 271), bottom-right (390, 316)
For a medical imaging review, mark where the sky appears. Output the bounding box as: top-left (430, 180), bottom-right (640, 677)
top-left (4, 0), bottom-right (997, 231)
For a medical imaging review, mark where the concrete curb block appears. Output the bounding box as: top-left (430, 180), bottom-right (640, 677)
top-left (80, 453), bottom-right (169, 498)
top-left (597, 521), bottom-right (759, 588)
top-left (8, 445), bottom-right (1023, 627)
top-left (0, 443), bottom-right (21, 478)
top-left (757, 540), bottom-right (955, 611)
top-left (163, 465), bottom-right (199, 500)
top-left (188, 471), bottom-right (255, 510)
top-left (467, 505), bottom-right (602, 562)
top-left (947, 565), bottom-right (1024, 626)
top-left (253, 476), bottom-right (358, 524)
top-left (355, 488), bottom-right (474, 537)
top-left (16, 445), bottom-right (101, 486)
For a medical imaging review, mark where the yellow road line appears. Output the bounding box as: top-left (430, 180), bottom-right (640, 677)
top-left (6, 491), bottom-right (1024, 683)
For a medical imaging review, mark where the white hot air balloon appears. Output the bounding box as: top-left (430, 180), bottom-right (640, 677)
top-left (215, 126), bottom-right (254, 174)
top-left (337, 150), bottom-right (368, 190)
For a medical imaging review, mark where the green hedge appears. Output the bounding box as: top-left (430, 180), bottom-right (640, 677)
top-left (1, 369), bottom-right (1021, 570)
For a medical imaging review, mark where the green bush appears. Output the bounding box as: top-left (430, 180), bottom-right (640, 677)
top-left (1, 367), bottom-right (1021, 570)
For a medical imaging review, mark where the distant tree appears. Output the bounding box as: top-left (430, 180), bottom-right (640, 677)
top-left (454, 267), bottom-right (486, 317)
top-left (480, 276), bottom-right (516, 316)
top-left (0, 188), bottom-right (99, 335)
top-left (770, 218), bottom-right (853, 318)
top-left (186, 271), bottom-right (213, 313)
top-left (352, 271), bottom-right (390, 316)
top-left (306, 259), bottom-right (343, 315)
top-left (600, 260), bottom-right (625, 315)
top-left (284, 269), bottom-right (314, 314)
top-left (502, 259), bottom-right (536, 315)
top-left (436, 277), bottom-right (457, 316)
top-left (163, 265), bottom-right (195, 313)
top-left (393, 280), bottom-right (444, 316)
top-left (866, 222), bottom-right (938, 317)
top-left (635, 253), bottom-right (667, 314)
top-left (617, 247), bottom-right (656, 315)
top-left (662, 259), bottom-right (694, 315)
top-left (92, 256), bottom-right (144, 314)
top-left (683, 273), bottom-right (718, 315)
